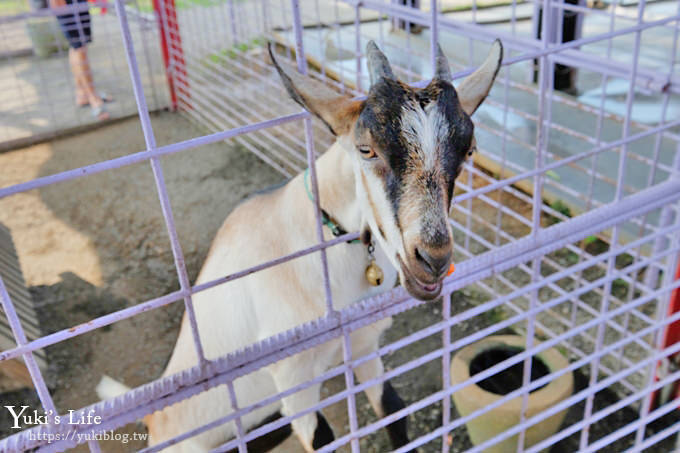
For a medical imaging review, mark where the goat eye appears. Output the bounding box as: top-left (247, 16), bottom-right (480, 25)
top-left (358, 146), bottom-right (377, 159)
top-left (467, 146), bottom-right (477, 157)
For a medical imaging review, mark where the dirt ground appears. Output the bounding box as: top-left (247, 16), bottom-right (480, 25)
top-left (1, 112), bottom-right (679, 452)
top-left (0, 111), bottom-right (284, 451)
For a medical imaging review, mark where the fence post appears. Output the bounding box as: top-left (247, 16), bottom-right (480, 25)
top-left (671, 260), bottom-right (680, 401)
top-left (532, 0), bottom-right (583, 93)
top-left (152, 0), bottom-right (187, 111)
top-left (649, 255), bottom-right (680, 410)
top-left (650, 146), bottom-right (680, 411)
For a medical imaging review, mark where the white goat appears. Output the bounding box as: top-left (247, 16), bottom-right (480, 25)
top-left (98, 40), bottom-right (502, 452)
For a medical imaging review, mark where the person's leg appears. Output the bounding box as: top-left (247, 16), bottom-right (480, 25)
top-left (72, 60), bottom-right (88, 107)
top-left (69, 46), bottom-right (109, 119)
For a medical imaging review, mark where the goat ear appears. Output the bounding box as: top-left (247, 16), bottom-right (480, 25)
top-left (268, 43), bottom-right (362, 136)
top-left (456, 39), bottom-right (503, 115)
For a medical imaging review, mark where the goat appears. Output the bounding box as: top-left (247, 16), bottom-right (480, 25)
top-left (97, 40), bottom-right (502, 452)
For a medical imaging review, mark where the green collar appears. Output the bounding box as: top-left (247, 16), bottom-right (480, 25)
top-left (304, 168), bottom-right (361, 244)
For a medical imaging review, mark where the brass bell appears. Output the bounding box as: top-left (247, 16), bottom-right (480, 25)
top-left (365, 260), bottom-right (384, 286)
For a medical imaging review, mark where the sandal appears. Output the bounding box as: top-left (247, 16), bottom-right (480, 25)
top-left (79, 92), bottom-right (114, 107)
top-left (99, 92), bottom-right (114, 103)
top-left (91, 104), bottom-right (110, 121)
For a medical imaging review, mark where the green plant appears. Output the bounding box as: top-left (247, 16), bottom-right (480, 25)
top-left (546, 199), bottom-right (572, 226)
top-left (584, 235), bottom-right (598, 245)
top-left (550, 199), bottom-right (571, 218)
top-left (204, 37), bottom-right (264, 66)
top-left (612, 278), bottom-right (629, 298)
top-left (546, 170), bottom-right (560, 181)
top-left (485, 307), bottom-right (507, 325)
top-left (553, 247), bottom-right (579, 266)
top-left (556, 345), bottom-right (569, 357)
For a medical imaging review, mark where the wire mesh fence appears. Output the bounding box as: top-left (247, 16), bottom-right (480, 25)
top-left (0, 0), bottom-right (167, 150)
top-left (0, 0), bottom-right (679, 451)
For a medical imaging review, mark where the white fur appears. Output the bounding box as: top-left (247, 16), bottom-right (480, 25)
top-left (95, 41), bottom-right (502, 452)
top-left (96, 375), bottom-right (131, 400)
top-left (98, 141), bottom-right (397, 452)
top-left (354, 159), bottom-right (407, 275)
top-left (400, 101), bottom-right (448, 171)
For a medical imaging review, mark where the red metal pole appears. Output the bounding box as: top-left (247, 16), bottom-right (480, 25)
top-left (663, 260), bottom-right (680, 352)
top-left (650, 254), bottom-right (680, 410)
top-left (152, 0), bottom-right (188, 111)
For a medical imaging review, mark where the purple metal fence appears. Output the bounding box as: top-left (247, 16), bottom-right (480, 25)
top-left (0, 0), bottom-right (166, 149)
top-left (0, 0), bottom-right (679, 451)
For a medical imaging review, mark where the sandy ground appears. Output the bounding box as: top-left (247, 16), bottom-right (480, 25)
top-left (1, 112), bottom-right (679, 452)
top-left (0, 111), bottom-right (284, 451)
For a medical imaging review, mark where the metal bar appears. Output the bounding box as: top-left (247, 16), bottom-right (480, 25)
top-left (339, 0), bottom-right (680, 93)
top-left (289, 0), bottom-right (336, 314)
top-left (227, 381), bottom-right (248, 453)
top-left (330, 285), bottom-right (680, 453)
top-left (1, 176), bottom-right (677, 368)
top-left (518, 0), bottom-right (552, 446)
top-left (113, 0), bottom-right (207, 366)
top-left (453, 118), bottom-right (680, 205)
top-left (3, 1), bottom-right (680, 451)
top-left (0, 112), bottom-right (307, 200)
top-left (5, 178), bottom-right (680, 451)
top-left (22, 264), bottom-right (680, 451)
top-left (0, 276), bottom-right (57, 416)
top-left (581, 1), bottom-right (647, 446)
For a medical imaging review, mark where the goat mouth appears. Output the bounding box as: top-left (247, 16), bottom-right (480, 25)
top-left (397, 255), bottom-right (443, 301)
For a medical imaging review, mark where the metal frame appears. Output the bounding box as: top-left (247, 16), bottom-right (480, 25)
top-left (0, 0), bottom-right (679, 451)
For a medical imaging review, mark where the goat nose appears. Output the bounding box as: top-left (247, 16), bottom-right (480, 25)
top-left (415, 248), bottom-right (452, 278)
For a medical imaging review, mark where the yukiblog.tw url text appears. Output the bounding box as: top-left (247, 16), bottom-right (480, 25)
top-left (28, 430), bottom-right (147, 444)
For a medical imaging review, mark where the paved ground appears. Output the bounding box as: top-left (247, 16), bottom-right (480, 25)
top-left (174, 0), bottom-right (680, 238)
top-left (0, 8), bottom-right (167, 148)
top-left (284, 0), bottom-right (680, 225)
top-left (0, 0), bottom-right (531, 148)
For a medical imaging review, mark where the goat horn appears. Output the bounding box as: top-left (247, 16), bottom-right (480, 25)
top-left (435, 43), bottom-right (451, 81)
top-left (366, 41), bottom-right (395, 85)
